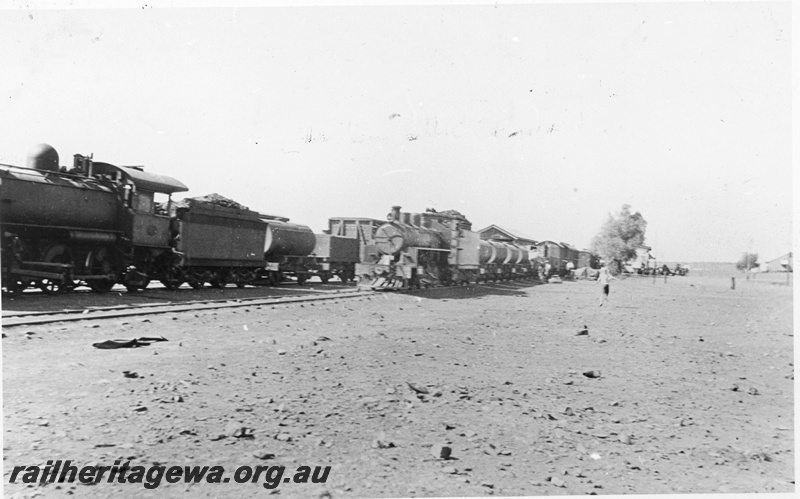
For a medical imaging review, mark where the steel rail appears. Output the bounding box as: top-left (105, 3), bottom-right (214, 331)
top-left (1, 290), bottom-right (375, 328)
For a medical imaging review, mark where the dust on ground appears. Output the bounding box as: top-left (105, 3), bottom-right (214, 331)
top-left (2, 273), bottom-right (794, 497)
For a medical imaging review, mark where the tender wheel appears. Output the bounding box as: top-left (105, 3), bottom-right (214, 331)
top-left (319, 271), bottom-right (331, 284)
top-left (160, 266), bottom-right (184, 291)
top-left (210, 269), bottom-right (228, 289)
top-left (268, 271), bottom-right (282, 286)
top-left (296, 274), bottom-right (308, 285)
top-left (234, 269), bottom-right (253, 288)
top-left (187, 268), bottom-right (206, 289)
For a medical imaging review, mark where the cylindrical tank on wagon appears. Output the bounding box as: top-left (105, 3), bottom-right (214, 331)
top-left (264, 221), bottom-right (316, 257)
top-left (26, 143), bottom-right (59, 172)
top-left (516, 245), bottom-right (530, 264)
top-left (479, 240), bottom-right (510, 264)
top-left (374, 223), bottom-right (446, 255)
top-left (504, 244), bottom-right (523, 264)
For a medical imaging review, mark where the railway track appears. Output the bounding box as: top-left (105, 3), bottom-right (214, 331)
top-left (2, 279), bottom-right (540, 328)
top-left (1, 288), bottom-right (375, 328)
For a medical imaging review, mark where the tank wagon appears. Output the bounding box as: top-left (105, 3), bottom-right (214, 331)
top-left (1, 144), bottom-right (188, 294)
top-left (356, 206), bottom-right (534, 289)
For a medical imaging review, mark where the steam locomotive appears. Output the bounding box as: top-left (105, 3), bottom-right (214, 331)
top-left (356, 206), bottom-right (536, 289)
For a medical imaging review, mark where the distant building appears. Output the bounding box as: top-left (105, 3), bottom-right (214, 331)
top-left (762, 252), bottom-right (793, 272)
top-left (477, 225), bottom-right (537, 251)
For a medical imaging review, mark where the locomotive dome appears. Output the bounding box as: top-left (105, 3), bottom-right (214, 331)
top-left (26, 143), bottom-right (59, 172)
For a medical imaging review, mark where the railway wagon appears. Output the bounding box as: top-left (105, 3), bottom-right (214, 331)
top-left (536, 240), bottom-right (564, 276)
top-left (560, 243), bottom-right (580, 272)
top-left (262, 220), bottom-right (318, 285)
top-left (481, 239), bottom-right (534, 281)
top-left (309, 234), bottom-right (360, 283)
top-left (1, 144), bottom-right (188, 294)
top-left (327, 217), bottom-right (384, 265)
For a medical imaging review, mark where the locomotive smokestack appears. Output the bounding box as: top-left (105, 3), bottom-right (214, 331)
top-left (388, 206), bottom-right (401, 222)
top-left (26, 143), bottom-right (59, 172)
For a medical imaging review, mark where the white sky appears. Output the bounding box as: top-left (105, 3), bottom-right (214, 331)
top-left (0, 1), bottom-right (792, 262)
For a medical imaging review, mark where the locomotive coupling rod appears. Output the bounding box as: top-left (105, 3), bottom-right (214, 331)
top-left (19, 261), bottom-right (72, 269)
top-left (7, 269), bottom-right (67, 280)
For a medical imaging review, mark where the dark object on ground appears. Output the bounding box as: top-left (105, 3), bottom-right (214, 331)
top-left (93, 336), bottom-right (168, 349)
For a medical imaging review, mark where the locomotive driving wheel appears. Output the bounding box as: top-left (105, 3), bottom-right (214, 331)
top-left (3, 278), bottom-right (32, 295)
top-left (86, 246), bottom-right (119, 293)
top-left (39, 244), bottom-right (76, 294)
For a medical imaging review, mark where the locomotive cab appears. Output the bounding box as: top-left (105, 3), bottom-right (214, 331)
top-left (90, 160), bottom-right (188, 248)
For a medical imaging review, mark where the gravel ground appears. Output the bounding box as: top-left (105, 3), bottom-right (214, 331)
top-left (2, 273), bottom-right (794, 498)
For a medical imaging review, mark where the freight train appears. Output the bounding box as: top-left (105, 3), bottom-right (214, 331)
top-left (1, 145), bottom-right (538, 295)
top-left (0, 145), bottom-right (368, 295)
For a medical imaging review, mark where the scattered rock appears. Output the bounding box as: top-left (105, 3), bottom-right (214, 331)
top-left (233, 427), bottom-right (255, 439)
top-left (407, 382), bottom-right (429, 394)
top-left (372, 439), bottom-right (395, 449)
top-left (253, 452), bottom-right (276, 460)
top-left (619, 434), bottom-right (632, 445)
top-left (133, 406), bottom-right (148, 412)
top-left (583, 370), bottom-right (601, 378)
top-left (431, 445), bottom-right (452, 459)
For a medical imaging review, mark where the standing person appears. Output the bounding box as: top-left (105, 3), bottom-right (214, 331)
top-left (598, 265), bottom-right (615, 306)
